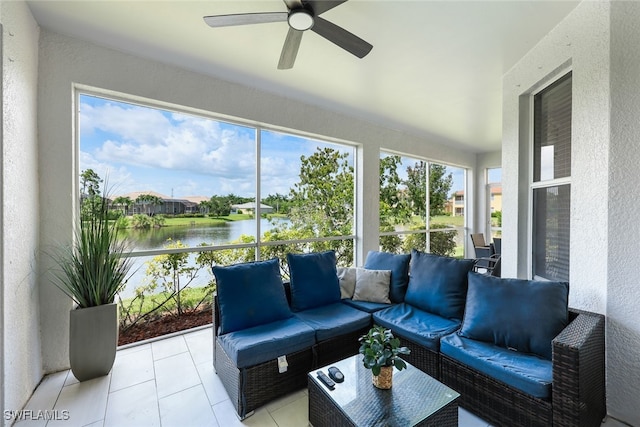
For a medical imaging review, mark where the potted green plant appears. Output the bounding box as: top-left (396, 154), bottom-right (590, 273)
top-left (51, 189), bottom-right (133, 381)
top-left (358, 325), bottom-right (411, 389)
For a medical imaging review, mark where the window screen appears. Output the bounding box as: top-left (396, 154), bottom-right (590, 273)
top-left (532, 72), bottom-right (571, 281)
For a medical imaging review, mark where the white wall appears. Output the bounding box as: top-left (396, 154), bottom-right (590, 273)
top-left (503, 1), bottom-right (640, 424)
top-left (36, 28), bottom-right (477, 374)
top-left (607, 2), bottom-right (640, 424)
top-left (1, 0), bottom-right (43, 418)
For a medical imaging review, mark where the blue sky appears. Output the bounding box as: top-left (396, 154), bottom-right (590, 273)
top-left (79, 94), bottom-right (467, 199)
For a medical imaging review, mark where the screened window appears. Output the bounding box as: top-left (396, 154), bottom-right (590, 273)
top-left (532, 72), bottom-right (571, 281)
top-left (379, 153), bottom-right (465, 257)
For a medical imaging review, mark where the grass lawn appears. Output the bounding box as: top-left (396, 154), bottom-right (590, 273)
top-left (430, 215), bottom-right (464, 227)
top-left (163, 214), bottom-right (252, 227)
top-left (119, 286), bottom-right (212, 319)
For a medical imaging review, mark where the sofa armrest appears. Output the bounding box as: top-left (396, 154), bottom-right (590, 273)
top-left (552, 309), bottom-right (605, 427)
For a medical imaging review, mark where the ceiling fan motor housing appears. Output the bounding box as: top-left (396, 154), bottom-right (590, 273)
top-left (288, 8), bottom-right (314, 31)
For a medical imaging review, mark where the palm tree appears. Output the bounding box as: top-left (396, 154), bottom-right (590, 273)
top-left (112, 196), bottom-right (133, 216)
top-left (135, 194), bottom-right (162, 216)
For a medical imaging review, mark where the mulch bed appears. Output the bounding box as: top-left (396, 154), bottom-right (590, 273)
top-left (118, 307), bottom-right (213, 346)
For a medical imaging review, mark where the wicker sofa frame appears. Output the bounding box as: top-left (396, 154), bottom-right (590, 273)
top-left (214, 285), bottom-right (605, 426)
top-left (439, 308), bottom-right (606, 427)
top-left (212, 290), bottom-right (369, 419)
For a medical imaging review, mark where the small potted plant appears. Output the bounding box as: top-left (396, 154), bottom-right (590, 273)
top-left (358, 325), bottom-right (411, 389)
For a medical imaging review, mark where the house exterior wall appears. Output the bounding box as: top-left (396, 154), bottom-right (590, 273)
top-left (1, 0), bottom-right (43, 420)
top-left (34, 22), bottom-right (476, 385)
top-left (503, 1), bottom-right (640, 424)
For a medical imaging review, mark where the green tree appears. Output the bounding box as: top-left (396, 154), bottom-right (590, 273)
top-left (135, 193), bottom-right (162, 215)
top-left (406, 161), bottom-right (427, 218)
top-left (112, 196), bottom-right (132, 216)
top-left (289, 147), bottom-right (354, 237)
top-left (262, 193), bottom-right (292, 215)
top-left (379, 155), bottom-right (408, 253)
top-left (209, 196), bottom-right (231, 217)
top-left (80, 169), bottom-right (102, 197)
top-left (428, 164), bottom-right (453, 216)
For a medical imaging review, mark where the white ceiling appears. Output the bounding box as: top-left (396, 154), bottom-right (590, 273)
top-left (26, 0), bottom-right (579, 153)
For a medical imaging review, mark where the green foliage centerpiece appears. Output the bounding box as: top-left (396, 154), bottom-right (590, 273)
top-left (52, 177), bottom-right (133, 381)
top-left (359, 326), bottom-right (411, 389)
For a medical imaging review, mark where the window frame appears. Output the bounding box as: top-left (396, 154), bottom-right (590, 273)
top-left (528, 71), bottom-right (572, 281)
top-left (74, 87), bottom-right (358, 280)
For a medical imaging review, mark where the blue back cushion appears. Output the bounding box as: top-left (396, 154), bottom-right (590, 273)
top-left (459, 272), bottom-right (569, 360)
top-left (213, 258), bottom-right (292, 334)
top-left (404, 250), bottom-right (475, 321)
top-left (364, 251), bottom-right (411, 303)
top-left (287, 250), bottom-right (341, 311)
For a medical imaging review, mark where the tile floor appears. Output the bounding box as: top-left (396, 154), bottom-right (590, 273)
top-left (14, 326), bottom-right (624, 427)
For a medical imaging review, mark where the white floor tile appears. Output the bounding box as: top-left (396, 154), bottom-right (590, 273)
top-left (48, 375), bottom-right (111, 427)
top-left (23, 370), bottom-right (68, 411)
top-left (159, 384), bottom-right (217, 427)
top-left (104, 380), bottom-right (160, 427)
top-left (26, 328), bottom-right (609, 427)
top-left (154, 352), bottom-right (201, 398)
top-left (264, 389), bottom-right (307, 414)
top-left (268, 394), bottom-right (308, 427)
top-left (109, 346), bottom-right (155, 392)
top-left (212, 399), bottom-right (278, 427)
top-left (151, 335), bottom-right (188, 361)
top-left (195, 361), bottom-right (229, 406)
top-left (184, 327), bottom-right (214, 365)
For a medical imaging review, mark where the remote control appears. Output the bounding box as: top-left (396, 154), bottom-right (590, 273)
top-left (328, 366), bottom-right (344, 383)
top-left (316, 370), bottom-right (335, 390)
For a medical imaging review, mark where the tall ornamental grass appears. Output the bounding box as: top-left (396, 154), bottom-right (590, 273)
top-left (52, 194), bottom-right (133, 308)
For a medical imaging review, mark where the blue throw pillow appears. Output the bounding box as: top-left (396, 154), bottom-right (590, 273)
top-left (459, 272), bottom-right (569, 360)
top-left (364, 251), bottom-right (411, 303)
top-left (213, 258), bottom-right (292, 334)
top-left (287, 250), bottom-right (341, 311)
top-left (404, 250), bottom-right (475, 321)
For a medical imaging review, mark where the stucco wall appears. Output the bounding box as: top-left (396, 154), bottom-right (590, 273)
top-left (1, 0), bottom-right (43, 418)
top-left (36, 28), bottom-right (476, 375)
top-left (607, 2), bottom-right (640, 424)
top-left (504, 1), bottom-right (640, 424)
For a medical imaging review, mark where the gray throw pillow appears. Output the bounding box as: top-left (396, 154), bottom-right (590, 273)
top-left (352, 268), bottom-right (392, 304)
top-left (337, 266), bottom-right (357, 299)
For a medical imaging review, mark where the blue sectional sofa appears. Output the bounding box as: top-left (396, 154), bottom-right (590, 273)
top-left (212, 249), bottom-right (605, 426)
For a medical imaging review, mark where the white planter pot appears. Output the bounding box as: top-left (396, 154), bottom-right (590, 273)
top-left (69, 303), bottom-right (118, 381)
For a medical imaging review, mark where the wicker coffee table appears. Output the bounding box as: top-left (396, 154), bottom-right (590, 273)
top-left (308, 355), bottom-right (460, 426)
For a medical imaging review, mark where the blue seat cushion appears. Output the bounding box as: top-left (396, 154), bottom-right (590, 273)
top-left (373, 303), bottom-right (461, 352)
top-left (404, 250), bottom-right (475, 321)
top-left (342, 299), bottom-right (392, 313)
top-left (213, 258), bottom-right (292, 334)
top-left (218, 317), bottom-right (316, 368)
top-left (364, 251), bottom-right (411, 303)
top-left (441, 333), bottom-right (553, 399)
top-left (460, 272), bottom-right (569, 360)
top-left (287, 251), bottom-right (341, 312)
top-left (294, 302), bottom-right (371, 342)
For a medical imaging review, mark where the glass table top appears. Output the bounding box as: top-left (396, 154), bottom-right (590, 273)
top-left (309, 354), bottom-right (460, 426)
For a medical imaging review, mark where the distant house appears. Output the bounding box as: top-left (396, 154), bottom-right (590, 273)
top-left (112, 191), bottom-right (200, 215)
top-left (231, 202), bottom-right (274, 215)
top-left (445, 187), bottom-right (502, 217)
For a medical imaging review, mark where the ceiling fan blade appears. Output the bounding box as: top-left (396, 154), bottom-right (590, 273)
top-left (203, 12), bottom-right (287, 28)
top-left (311, 16), bottom-right (372, 58)
top-left (278, 28), bottom-right (303, 69)
top-left (305, 0), bottom-right (348, 16)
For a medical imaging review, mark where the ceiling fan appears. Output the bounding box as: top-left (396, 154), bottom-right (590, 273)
top-left (203, 0), bottom-right (373, 70)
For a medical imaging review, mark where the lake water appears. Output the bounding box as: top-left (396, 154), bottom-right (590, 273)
top-left (120, 218), bottom-right (287, 298)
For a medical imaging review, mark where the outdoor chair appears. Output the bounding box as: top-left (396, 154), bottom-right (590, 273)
top-left (471, 233), bottom-right (494, 269)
